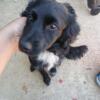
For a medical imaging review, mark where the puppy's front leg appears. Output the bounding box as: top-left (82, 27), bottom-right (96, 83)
top-left (29, 57), bottom-right (36, 72)
top-left (39, 70), bottom-right (51, 86)
top-left (30, 65), bottom-right (35, 72)
top-left (65, 45), bottom-right (88, 60)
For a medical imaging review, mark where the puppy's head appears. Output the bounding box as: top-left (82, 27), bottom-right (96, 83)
top-left (19, 0), bottom-right (80, 57)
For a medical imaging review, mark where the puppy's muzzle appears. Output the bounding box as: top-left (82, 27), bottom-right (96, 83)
top-left (19, 40), bottom-right (32, 53)
top-left (19, 38), bottom-right (43, 56)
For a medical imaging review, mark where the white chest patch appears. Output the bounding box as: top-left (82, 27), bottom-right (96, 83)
top-left (37, 51), bottom-right (59, 71)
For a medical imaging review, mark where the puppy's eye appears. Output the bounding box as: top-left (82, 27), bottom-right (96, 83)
top-left (46, 24), bottom-right (57, 30)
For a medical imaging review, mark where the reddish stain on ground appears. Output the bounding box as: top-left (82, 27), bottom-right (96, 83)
top-left (22, 83), bottom-right (28, 94)
top-left (58, 79), bottom-right (64, 84)
top-left (72, 97), bottom-right (77, 100)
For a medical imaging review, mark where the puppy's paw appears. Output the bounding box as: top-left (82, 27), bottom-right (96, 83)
top-left (66, 45), bottom-right (88, 60)
top-left (49, 67), bottom-right (57, 77)
top-left (43, 76), bottom-right (51, 86)
top-left (90, 6), bottom-right (100, 15)
top-left (30, 65), bottom-right (35, 72)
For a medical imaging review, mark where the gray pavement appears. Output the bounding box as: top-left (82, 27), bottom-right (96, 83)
top-left (0, 0), bottom-right (100, 100)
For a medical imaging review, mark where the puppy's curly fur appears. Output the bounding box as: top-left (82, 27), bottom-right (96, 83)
top-left (19, 0), bottom-right (88, 85)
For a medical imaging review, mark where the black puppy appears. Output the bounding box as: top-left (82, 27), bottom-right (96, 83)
top-left (19, 0), bottom-right (88, 85)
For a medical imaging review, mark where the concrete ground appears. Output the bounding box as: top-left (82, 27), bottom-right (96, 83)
top-left (0, 0), bottom-right (100, 100)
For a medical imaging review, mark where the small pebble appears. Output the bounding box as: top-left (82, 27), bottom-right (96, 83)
top-left (42, 91), bottom-right (45, 94)
top-left (72, 97), bottom-right (77, 100)
top-left (83, 81), bottom-right (86, 84)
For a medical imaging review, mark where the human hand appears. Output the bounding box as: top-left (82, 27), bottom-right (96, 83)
top-left (0, 17), bottom-right (27, 72)
top-left (5, 17), bottom-right (27, 41)
top-left (0, 17), bottom-right (27, 52)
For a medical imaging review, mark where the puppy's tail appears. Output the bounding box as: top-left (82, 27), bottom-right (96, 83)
top-left (66, 45), bottom-right (88, 60)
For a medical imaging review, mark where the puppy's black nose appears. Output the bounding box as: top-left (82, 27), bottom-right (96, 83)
top-left (20, 41), bottom-right (32, 53)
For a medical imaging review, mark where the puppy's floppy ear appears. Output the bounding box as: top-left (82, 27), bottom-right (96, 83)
top-left (59, 3), bottom-right (80, 47)
top-left (21, 0), bottom-right (56, 17)
top-left (21, 1), bottom-right (36, 17)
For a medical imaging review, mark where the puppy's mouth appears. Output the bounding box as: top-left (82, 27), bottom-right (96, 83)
top-left (19, 38), bottom-right (58, 57)
top-left (20, 46), bottom-right (47, 57)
